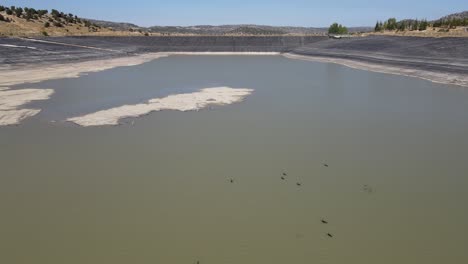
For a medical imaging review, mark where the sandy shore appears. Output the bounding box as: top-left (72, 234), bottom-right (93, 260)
top-left (0, 52), bottom-right (270, 126)
top-left (67, 87), bottom-right (253, 127)
top-left (283, 53), bottom-right (468, 88)
top-left (0, 53), bottom-right (169, 87)
top-left (1, 49), bottom-right (467, 126)
top-left (0, 89), bottom-right (54, 126)
top-left (160, 52), bottom-right (280, 56)
top-left (0, 53), bottom-right (170, 126)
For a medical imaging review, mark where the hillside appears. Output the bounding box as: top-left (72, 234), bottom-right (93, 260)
top-left (369, 11), bottom-right (468, 37)
top-left (2, 4), bottom-right (466, 37)
top-left (144, 24), bottom-right (371, 35)
top-left (0, 5), bottom-right (372, 37)
top-left (0, 6), bottom-right (150, 37)
top-left (437, 11), bottom-right (468, 22)
top-left (87, 19), bottom-right (141, 31)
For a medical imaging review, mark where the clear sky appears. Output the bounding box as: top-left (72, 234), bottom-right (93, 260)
top-left (2, 0), bottom-right (467, 27)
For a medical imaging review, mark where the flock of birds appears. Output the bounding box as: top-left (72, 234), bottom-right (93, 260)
top-left (283, 163), bottom-right (333, 238)
top-left (229, 163), bottom-right (336, 239)
top-left (195, 162), bottom-right (374, 264)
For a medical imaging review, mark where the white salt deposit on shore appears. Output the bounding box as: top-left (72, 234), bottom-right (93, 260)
top-left (3, 50), bottom-right (466, 126)
top-left (0, 44), bottom-right (38, 50)
top-left (161, 52), bottom-right (280, 56)
top-left (283, 53), bottom-right (468, 88)
top-left (0, 89), bottom-right (54, 126)
top-left (67, 87), bottom-right (253, 127)
top-left (0, 52), bottom-right (269, 126)
top-left (0, 53), bottom-right (169, 87)
top-left (0, 53), bottom-right (169, 126)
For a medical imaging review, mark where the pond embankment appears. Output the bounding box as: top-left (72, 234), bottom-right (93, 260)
top-left (1, 35), bottom-right (468, 126)
top-left (288, 36), bottom-right (468, 87)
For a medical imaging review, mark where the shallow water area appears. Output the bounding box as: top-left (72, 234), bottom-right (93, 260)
top-left (1, 55), bottom-right (468, 264)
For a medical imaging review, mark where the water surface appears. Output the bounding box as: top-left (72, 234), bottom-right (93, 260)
top-left (1, 55), bottom-right (468, 264)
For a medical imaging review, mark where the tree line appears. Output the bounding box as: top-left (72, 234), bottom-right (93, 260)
top-left (433, 17), bottom-right (468, 28)
top-left (375, 17), bottom-right (468, 32)
top-left (0, 5), bottom-right (48, 21)
top-left (0, 5), bottom-right (100, 30)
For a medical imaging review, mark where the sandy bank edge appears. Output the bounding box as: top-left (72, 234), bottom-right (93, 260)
top-left (2, 51), bottom-right (465, 88)
top-left (0, 53), bottom-right (169, 126)
top-left (67, 87), bottom-right (254, 127)
top-left (160, 52), bottom-right (281, 56)
top-left (0, 52), bottom-right (275, 126)
top-left (0, 89), bottom-right (54, 126)
top-left (283, 53), bottom-right (468, 88)
top-left (0, 53), bottom-right (169, 87)
top-left (2, 50), bottom-right (467, 126)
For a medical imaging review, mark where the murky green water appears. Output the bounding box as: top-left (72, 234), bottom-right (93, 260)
top-left (1, 56), bottom-right (468, 264)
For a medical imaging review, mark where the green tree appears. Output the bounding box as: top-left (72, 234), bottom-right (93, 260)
top-left (419, 19), bottom-right (428, 31)
top-left (328, 23), bottom-right (348, 34)
top-left (413, 20), bottom-right (420, 31)
top-left (386, 18), bottom-right (397, 30)
top-left (374, 21), bottom-right (381, 32)
top-left (44, 22), bottom-right (50, 27)
top-left (25, 12), bottom-right (33, 20)
top-left (51, 9), bottom-right (60, 17)
top-left (37, 9), bottom-right (49, 17)
top-left (0, 14), bottom-right (5, 21)
top-left (6, 8), bottom-right (13, 15)
top-left (15, 7), bottom-right (23, 17)
top-left (397, 21), bottom-right (407, 31)
top-left (0, 5), bottom-right (5, 12)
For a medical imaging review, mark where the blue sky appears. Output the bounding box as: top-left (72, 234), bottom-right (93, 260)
top-left (2, 0), bottom-right (467, 27)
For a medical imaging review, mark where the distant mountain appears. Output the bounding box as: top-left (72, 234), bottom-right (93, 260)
top-left (227, 26), bottom-right (287, 35)
top-left (90, 20), bottom-right (372, 35)
top-left (87, 19), bottom-right (141, 30)
top-left (145, 24), bottom-right (372, 35)
top-left (0, 4), bottom-right (378, 37)
top-left (437, 11), bottom-right (468, 22)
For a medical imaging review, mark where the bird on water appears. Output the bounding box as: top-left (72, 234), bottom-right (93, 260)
top-left (321, 219), bottom-right (328, 224)
top-left (323, 163), bottom-right (329, 167)
top-left (327, 233), bottom-right (333, 238)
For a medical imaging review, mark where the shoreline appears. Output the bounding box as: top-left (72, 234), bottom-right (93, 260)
top-left (3, 51), bottom-right (466, 89)
top-left (0, 52), bottom-right (275, 126)
top-left (67, 87), bottom-right (253, 127)
top-left (0, 53), bottom-right (168, 126)
top-left (283, 53), bottom-right (468, 88)
top-left (0, 88), bottom-right (54, 126)
top-left (0, 53), bottom-right (168, 87)
top-left (159, 52), bottom-right (281, 56)
top-left (1, 50), bottom-right (467, 126)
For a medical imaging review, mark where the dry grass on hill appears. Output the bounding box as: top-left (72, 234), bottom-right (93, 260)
top-left (0, 10), bottom-right (150, 37)
top-left (364, 27), bottom-right (468, 38)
